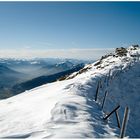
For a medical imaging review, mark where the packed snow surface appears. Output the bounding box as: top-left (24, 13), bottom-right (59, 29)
top-left (0, 46), bottom-right (140, 138)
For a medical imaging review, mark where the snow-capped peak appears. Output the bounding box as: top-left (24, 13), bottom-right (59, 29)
top-left (0, 46), bottom-right (140, 138)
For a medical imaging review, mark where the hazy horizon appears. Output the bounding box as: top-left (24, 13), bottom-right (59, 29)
top-left (0, 48), bottom-right (114, 60)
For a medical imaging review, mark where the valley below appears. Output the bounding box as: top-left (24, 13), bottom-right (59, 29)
top-left (0, 58), bottom-right (88, 99)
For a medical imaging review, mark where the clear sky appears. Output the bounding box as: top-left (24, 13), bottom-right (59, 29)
top-left (0, 2), bottom-right (140, 59)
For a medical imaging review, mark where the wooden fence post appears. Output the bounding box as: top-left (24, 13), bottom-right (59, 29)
top-left (120, 107), bottom-right (130, 138)
top-left (107, 70), bottom-right (111, 86)
top-left (115, 110), bottom-right (121, 128)
top-left (101, 90), bottom-right (108, 110)
top-left (103, 105), bottom-right (120, 120)
top-left (95, 81), bottom-right (100, 101)
top-left (100, 79), bottom-right (102, 89)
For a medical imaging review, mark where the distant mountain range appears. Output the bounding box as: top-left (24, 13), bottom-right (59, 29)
top-left (0, 58), bottom-right (88, 99)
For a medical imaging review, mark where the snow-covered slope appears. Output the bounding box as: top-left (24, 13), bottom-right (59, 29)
top-left (0, 46), bottom-right (140, 138)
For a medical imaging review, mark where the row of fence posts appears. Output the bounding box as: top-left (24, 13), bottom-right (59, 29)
top-left (95, 71), bottom-right (130, 138)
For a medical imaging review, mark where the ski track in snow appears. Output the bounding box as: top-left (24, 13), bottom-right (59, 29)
top-left (0, 46), bottom-right (140, 138)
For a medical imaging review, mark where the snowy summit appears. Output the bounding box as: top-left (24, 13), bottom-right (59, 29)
top-left (0, 45), bottom-right (140, 138)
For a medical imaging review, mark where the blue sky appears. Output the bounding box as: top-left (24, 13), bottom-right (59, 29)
top-left (0, 2), bottom-right (140, 59)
